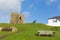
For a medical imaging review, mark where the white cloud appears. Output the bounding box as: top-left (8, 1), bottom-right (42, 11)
top-left (22, 12), bottom-right (30, 18)
top-left (46, 0), bottom-right (57, 5)
top-left (57, 6), bottom-right (60, 9)
top-left (22, 0), bottom-right (25, 1)
top-left (50, 0), bottom-right (56, 2)
top-left (0, 0), bottom-right (22, 13)
top-left (29, 4), bottom-right (33, 9)
top-left (0, 0), bottom-right (23, 23)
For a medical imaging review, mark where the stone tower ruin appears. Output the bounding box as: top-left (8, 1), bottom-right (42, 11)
top-left (10, 12), bottom-right (24, 24)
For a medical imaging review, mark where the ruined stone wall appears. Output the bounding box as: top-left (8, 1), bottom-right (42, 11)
top-left (10, 12), bottom-right (18, 24)
top-left (10, 12), bottom-right (24, 24)
top-left (18, 14), bottom-right (24, 24)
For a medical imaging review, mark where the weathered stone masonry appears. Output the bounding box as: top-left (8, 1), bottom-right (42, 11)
top-left (10, 12), bottom-right (24, 24)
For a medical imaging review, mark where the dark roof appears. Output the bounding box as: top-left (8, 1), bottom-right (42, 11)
top-left (48, 16), bottom-right (60, 19)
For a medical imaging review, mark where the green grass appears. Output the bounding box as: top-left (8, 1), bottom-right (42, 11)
top-left (0, 23), bottom-right (60, 40)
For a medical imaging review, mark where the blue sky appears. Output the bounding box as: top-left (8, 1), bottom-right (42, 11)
top-left (0, 0), bottom-right (60, 24)
top-left (21, 0), bottom-right (60, 23)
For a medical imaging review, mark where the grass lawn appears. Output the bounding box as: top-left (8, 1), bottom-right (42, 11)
top-left (0, 23), bottom-right (60, 40)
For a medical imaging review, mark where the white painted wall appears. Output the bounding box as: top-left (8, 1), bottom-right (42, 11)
top-left (47, 19), bottom-right (60, 26)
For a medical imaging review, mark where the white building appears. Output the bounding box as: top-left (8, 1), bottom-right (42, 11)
top-left (47, 16), bottom-right (60, 26)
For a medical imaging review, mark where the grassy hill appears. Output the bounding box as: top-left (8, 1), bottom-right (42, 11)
top-left (0, 23), bottom-right (60, 40)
